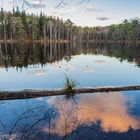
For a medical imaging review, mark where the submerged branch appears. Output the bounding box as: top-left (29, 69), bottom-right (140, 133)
top-left (0, 85), bottom-right (140, 100)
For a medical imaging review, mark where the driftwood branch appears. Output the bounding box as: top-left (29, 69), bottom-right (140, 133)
top-left (0, 85), bottom-right (140, 100)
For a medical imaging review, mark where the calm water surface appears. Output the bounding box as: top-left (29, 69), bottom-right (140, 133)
top-left (0, 42), bottom-right (140, 139)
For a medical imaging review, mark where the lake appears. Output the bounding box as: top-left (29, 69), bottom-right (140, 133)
top-left (0, 42), bottom-right (140, 140)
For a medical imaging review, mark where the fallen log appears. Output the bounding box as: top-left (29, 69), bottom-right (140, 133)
top-left (0, 85), bottom-right (140, 101)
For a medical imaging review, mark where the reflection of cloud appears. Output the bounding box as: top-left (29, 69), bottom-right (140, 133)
top-left (77, 93), bottom-right (139, 132)
top-left (52, 62), bottom-right (75, 72)
top-left (52, 62), bottom-right (62, 70)
top-left (64, 64), bottom-right (75, 72)
top-left (35, 97), bottom-right (45, 101)
top-left (83, 65), bottom-right (94, 72)
top-left (35, 70), bottom-right (46, 76)
top-left (0, 134), bottom-right (16, 140)
top-left (48, 96), bottom-right (57, 105)
top-left (43, 93), bottom-right (140, 136)
top-left (28, 69), bottom-right (47, 76)
top-left (43, 98), bottom-right (77, 136)
top-left (94, 60), bottom-right (106, 64)
top-left (97, 16), bottom-right (110, 21)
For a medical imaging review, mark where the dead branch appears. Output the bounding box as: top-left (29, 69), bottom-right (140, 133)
top-left (0, 85), bottom-right (140, 100)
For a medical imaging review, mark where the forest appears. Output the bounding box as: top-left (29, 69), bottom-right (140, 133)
top-left (0, 7), bottom-right (140, 43)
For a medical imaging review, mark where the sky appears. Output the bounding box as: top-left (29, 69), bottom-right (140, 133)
top-left (0, 0), bottom-right (140, 27)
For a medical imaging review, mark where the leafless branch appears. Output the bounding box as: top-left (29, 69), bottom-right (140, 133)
top-left (4, 0), bottom-right (91, 10)
top-left (55, 0), bottom-right (67, 8)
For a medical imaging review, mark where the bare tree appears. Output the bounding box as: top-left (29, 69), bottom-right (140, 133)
top-left (2, 0), bottom-right (90, 9)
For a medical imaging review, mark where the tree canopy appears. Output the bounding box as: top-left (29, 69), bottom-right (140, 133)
top-left (0, 8), bottom-right (140, 43)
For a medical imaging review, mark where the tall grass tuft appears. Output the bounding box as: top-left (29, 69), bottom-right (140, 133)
top-left (64, 76), bottom-right (78, 101)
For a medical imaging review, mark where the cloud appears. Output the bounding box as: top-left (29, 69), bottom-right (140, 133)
top-left (31, 4), bottom-right (46, 8)
top-left (52, 7), bottom-right (77, 17)
top-left (77, 0), bottom-right (91, 5)
top-left (86, 6), bottom-right (104, 12)
top-left (97, 16), bottom-right (110, 21)
top-left (14, 0), bottom-right (46, 9)
top-left (59, 12), bottom-right (72, 17)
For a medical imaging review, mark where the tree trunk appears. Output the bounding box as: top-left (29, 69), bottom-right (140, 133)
top-left (0, 85), bottom-right (140, 100)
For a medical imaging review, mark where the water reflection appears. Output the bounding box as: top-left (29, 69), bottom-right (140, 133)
top-left (48, 93), bottom-right (140, 134)
top-left (94, 60), bottom-right (106, 64)
top-left (0, 42), bottom-right (140, 69)
top-left (0, 42), bottom-right (140, 90)
top-left (28, 69), bottom-right (47, 76)
top-left (83, 65), bottom-right (94, 73)
top-left (0, 92), bottom-right (140, 139)
top-left (0, 42), bottom-right (140, 139)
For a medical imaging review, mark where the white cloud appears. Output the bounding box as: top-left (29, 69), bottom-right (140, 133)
top-left (87, 5), bottom-right (104, 12)
top-left (97, 16), bottom-right (110, 21)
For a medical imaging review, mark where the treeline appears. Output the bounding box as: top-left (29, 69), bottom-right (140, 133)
top-left (0, 7), bottom-right (77, 41)
top-left (83, 19), bottom-right (140, 42)
top-left (0, 8), bottom-right (140, 42)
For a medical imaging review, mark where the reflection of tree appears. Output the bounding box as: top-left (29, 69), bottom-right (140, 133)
top-left (0, 119), bottom-right (5, 133)
top-left (0, 42), bottom-right (74, 69)
top-left (64, 56), bottom-right (72, 62)
top-left (9, 106), bottom-right (45, 135)
top-left (0, 103), bottom-right (57, 139)
top-left (0, 42), bottom-right (140, 70)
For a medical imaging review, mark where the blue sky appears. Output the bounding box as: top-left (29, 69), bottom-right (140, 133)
top-left (0, 0), bottom-right (140, 26)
